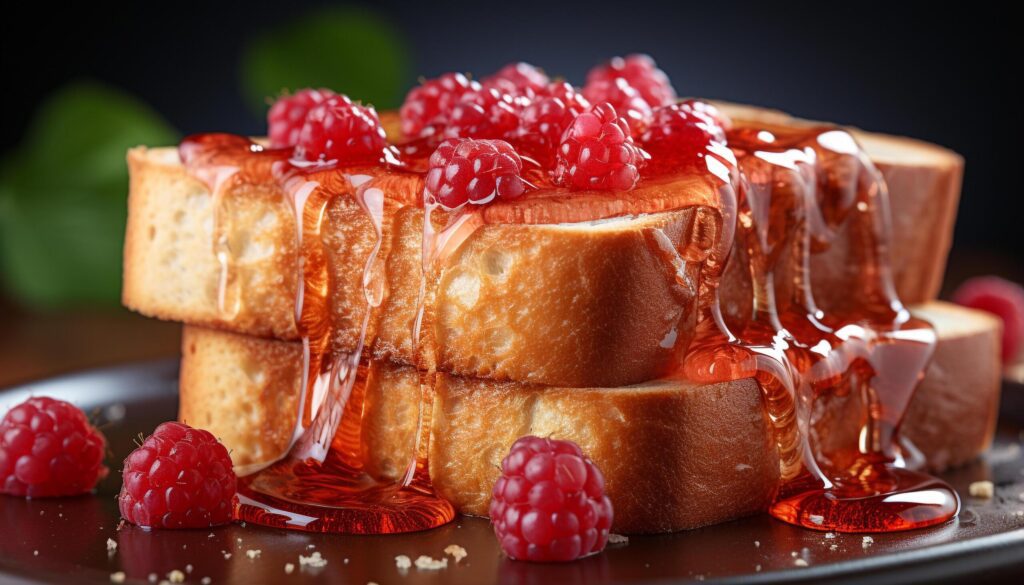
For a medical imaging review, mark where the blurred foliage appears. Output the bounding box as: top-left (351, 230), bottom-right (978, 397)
top-left (241, 6), bottom-right (409, 114)
top-left (0, 82), bottom-right (178, 308)
top-left (1, 6), bottom-right (408, 310)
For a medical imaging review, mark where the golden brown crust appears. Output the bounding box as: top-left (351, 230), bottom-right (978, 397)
top-left (176, 301), bottom-right (1001, 533)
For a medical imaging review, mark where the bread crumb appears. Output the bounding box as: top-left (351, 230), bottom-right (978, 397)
top-left (148, 574), bottom-right (158, 583)
top-left (307, 544), bottom-right (316, 549)
top-left (299, 551), bottom-right (327, 568)
top-left (185, 565), bottom-right (193, 574)
top-left (285, 563), bottom-right (295, 574)
top-left (790, 551), bottom-right (798, 558)
top-left (395, 555), bottom-right (412, 570)
top-left (824, 532), bottom-right (836, 539)
top-left (110, 573), bottom-right (126, 584)
top-left (607, 533), bottom-right (629, 545)
top-left (862, 536), bottom-right (874, 549)
top-left (222, 551), bottom-right (232, 560)
top-left (246, 549), bottom-right (262, 559)
top-left (795, 558), bottom-right (809, 567)
top-left (754, 540), bottom-right (760, 548)
top-left (414, 555), bottom-right (448, 570)
top-left (444, 544), bottom-right (468, 562)
top-left (201, 578), bottom-right (211, 585)
top-left (106, 538), bottom-right (118, 553)
top-left (969, 480), bottom-right (994, 498)
top-left (755, 564), bottom-right (762, 572)
top-left (167, 570), bottom-right (185, 583)
top-left (830, 544), bottom-right (838, 551)
top-left (809, 514), bottom-right (824, 525)
top-left (33, 550), bottom-right (38, 556)
top-left (208, 533), bottom-right (215, 538)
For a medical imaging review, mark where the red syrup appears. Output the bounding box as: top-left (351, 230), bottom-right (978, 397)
top-left (678, 124), bottom-right (959, 532)
top-left (179, 133), bottom-right (453, 533)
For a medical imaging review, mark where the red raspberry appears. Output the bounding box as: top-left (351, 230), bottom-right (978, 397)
top-left (489, 436), bottom-right (613, 562)
top-left (293, 95), bottom-right (389, 164)
top-left (444, 87), bottom-right (523, 140)
top-left (482, 62), bottom-right (550, 96)
top-left (267, 88), bottom-right (336, 148)
top-left (118, 421), bottom-right (236, 529)
top-left (553, 102), bottom-right (649, 192)
top-left (0, 397), bottom-right (107, 497)
top-left (424, 138), bottom-right (528, 210)
top-left (679, 98), bottom-right (732, 135)
top-left (585, 54), bottom-right (677, 108)
top-left (581, 77), bottom-right (652, 135)
top-left (515, 82), bottom-right (591, 168)
top-left (400, 73), bottom-right (479, 137)
top-left (640, 102), bottom-right (724, 173)
top-left (952, 276), bottom-right (1024, 363)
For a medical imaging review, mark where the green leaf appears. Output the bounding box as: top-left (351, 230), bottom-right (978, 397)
top-left (0, 81), bottom-right (178, 308)
top-left (241, 6), bottom-right (409, 115)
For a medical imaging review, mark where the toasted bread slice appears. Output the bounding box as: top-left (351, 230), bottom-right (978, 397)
top-left (178, 301), bottom-right (1001, 533)
top-left (126, 145), bottom-right (713, 387)
top-left (715, 101), bottom-right (964, 304)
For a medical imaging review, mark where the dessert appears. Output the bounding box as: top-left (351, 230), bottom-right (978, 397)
top-left (121, 56), bottom-right (997, 538)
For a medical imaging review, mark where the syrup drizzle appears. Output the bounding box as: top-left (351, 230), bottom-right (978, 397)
top-left (180, 134), bottom-right (453, 533)
top-left (177, 108), bottom-right (959, 535)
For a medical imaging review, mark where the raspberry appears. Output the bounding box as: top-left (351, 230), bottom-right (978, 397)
top-left (482, 62), bottom-right (550, 96)
top-left (267, 88), bottom-right (336, 148)
top-left (424, 138), bottom-right (528, 210)
top-left (118, 421), bottom-right (236, 529)
top-left (581, 77), bottom-right (652, 135)
top-left (400, 73), bottom-right (479, 137)
top-left (679, 98), bottom-right (732, 135)
top-left (952, 276), bottom-right (1024, 363)
top-left (489, 436), bottom-right (613, 562)
top-left (0, 397), bottom-right (107, 497)
top-left (640, 102), bottom-right (723, 173)
top-left (553, 103), bottom-right (649, 192)
top-left (444, 87), bottom-right (523, 140)
top-left (515, 82), bottom-right (591, 168)
top-left (585, 54), bottom-right (676, 108)
top-left (293, 95), bottom-right (389, 164)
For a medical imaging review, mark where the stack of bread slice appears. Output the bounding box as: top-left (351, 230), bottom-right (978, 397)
top-left (122, 104), bottom-right (1000, 534)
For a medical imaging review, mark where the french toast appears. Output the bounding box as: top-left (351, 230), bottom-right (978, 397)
top-left (122, 56), bottom-right (992, 541)
top-left (178, 301), bottom-right (1001, 533)
top-left (123, 107), bottom-right (962, 386)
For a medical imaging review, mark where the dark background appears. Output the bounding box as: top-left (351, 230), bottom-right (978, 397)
top-left (2, 0), bottom-right (1016, 256)
top-left (0, 0), bottom-right (1018, 383)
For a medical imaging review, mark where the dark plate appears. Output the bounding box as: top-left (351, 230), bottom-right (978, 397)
top-left (2, 360), bottom-right (1024, 584)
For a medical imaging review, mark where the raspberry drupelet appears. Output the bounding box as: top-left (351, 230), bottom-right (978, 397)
top-left (482, 62), bottom-right (550, 96)
top-left (400, 72), bottom-right (480, 137)
top-left (581, 77), bottom-right (652, 135)
top-left (267, 88), bottom-right (337, 148)
top-left (640, 102), bottom-right (724, 173)
top-left (516, 82), bottom-right (591, 167)
top-left (118, 421), bottom-right (236, 529)
top-left (424, 138), bottom-right (529, 210)
top-left (490, 436), bottom-right (613, 562)
top-left (585, 54), bottom-right (677, 109)
top-left (293, 95), bottom-right (390, 164)
top-left (443, 87), bottom-right (523, 140)
top-left (553, 103), bottom-right (649, 192)
top-left (0, 396), bottom-right (108, 497)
